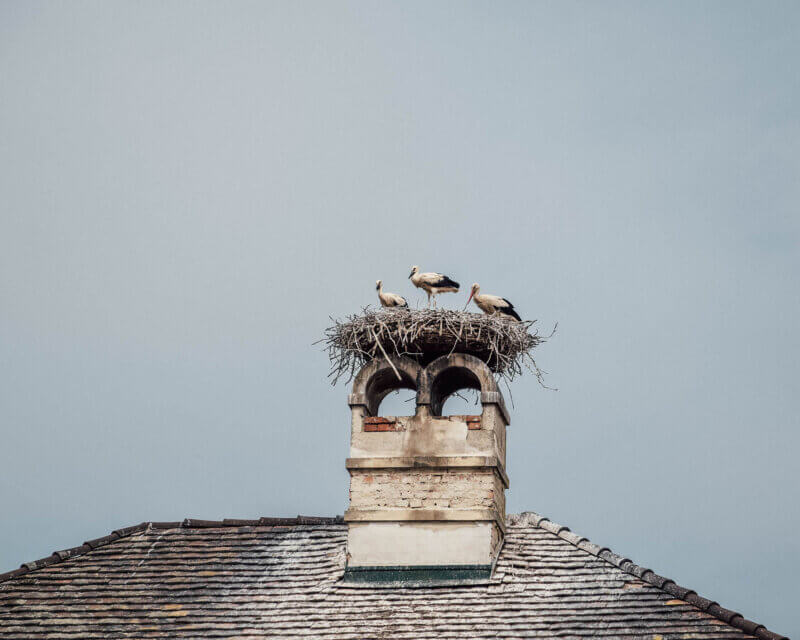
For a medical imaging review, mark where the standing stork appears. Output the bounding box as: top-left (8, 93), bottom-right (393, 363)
top-left (376, 280), bottom-right (408, 308)
top-left (466, 283), bottom-right (522, 321)
top-left (409, 266), bottom-right (460, 308)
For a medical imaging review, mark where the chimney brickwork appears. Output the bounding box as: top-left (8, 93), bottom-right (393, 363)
top-left (344, 353), bottom-right (510, 582)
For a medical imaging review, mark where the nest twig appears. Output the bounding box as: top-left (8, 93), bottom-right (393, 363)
top-left (317, 308), bottom-right (554, 387)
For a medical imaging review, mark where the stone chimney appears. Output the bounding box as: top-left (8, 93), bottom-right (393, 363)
top-left (343, 353), bottom-right (510, 583)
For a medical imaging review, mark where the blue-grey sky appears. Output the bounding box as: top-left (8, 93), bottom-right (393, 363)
top-left (1, 1), bottom-right (798, 636)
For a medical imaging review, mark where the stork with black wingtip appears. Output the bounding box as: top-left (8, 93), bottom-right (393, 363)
top-left (376, 280), bottom-right (408, 308)
top-left (409, 266), bottom-right (460, 308)
top-left (466, 283), bottom-right (522, 321)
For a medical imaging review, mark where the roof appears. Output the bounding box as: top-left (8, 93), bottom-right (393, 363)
top-left (0, 512), bottom-right (787, 639)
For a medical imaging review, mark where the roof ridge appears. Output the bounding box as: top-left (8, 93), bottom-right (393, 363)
top-left (508, 512), bottom-right (788, 640)
top-left (0, 515), bottom-right (344, 585)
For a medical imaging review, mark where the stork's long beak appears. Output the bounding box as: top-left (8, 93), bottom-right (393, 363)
top-left (408, 271), bottom-right (414, 278)
top-left (463, 291), bottom-right (474, 311)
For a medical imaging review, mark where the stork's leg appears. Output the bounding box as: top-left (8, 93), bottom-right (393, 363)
top-left (426, 291), bottom-right (431, 308)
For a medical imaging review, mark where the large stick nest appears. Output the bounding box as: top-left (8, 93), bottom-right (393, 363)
top-left (319, 308), bottom-right (553, 386)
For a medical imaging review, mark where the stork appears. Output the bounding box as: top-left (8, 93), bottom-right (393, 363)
top-left (376, 280), bottom-right (408, 308)
top-left (408, 266), bottom-right (460, 308)
top-left (466, 283), bottom-right (522, 321)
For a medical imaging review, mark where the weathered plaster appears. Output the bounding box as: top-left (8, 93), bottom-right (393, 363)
top-left (347, 521), bottom-right (496, 567)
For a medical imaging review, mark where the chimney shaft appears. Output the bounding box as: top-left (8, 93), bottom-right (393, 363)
top-left (344, 353), bottom-right (510, 583)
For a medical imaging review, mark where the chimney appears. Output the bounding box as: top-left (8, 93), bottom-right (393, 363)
top-left (343, 353), bottom-right (510, 583)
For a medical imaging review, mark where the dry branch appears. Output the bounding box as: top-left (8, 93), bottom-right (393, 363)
top-left (317, 308), bottom-right (553, 387)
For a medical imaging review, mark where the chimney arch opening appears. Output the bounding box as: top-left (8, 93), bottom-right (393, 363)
top-left (364, 367), bottom-right (417, 417)
top-left (375, 388), bottom-right (418, 416)
top-left (440, 388), bottom-right (481, 416)
top-left (428, 365), bottom-right (482, 416)
top-left (421, 354), bottom-right (499, 417)
top-left (350, 357), bottom-right (421, 417)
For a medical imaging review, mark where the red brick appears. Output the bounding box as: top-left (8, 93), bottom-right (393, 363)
top-left (364, 417), bottom-right (399, 432)
top-left (364, 422), bottom-right (398, 432)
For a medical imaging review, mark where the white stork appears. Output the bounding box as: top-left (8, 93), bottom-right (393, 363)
top-left (376, 280), bottom-right (408, 308)
top-left (466, 283), bottom-right (521, 321)
top-left (409, 266), bottom-right (460, 308)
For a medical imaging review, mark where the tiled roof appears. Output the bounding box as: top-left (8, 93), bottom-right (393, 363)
top-left (0, 512), bottom-right (787, 639)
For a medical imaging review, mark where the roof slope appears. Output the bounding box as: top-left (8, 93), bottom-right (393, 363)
top-left (0, 513), bottom-right (787, 639)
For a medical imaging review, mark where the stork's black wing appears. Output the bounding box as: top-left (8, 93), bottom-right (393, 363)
top-left (434, 275), bottom-right (460, 289)
top-left (500, 300), bottom-right (521, 321)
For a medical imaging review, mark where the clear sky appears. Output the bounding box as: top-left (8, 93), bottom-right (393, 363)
top-left (1, 1), bottom-right (798, 636)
